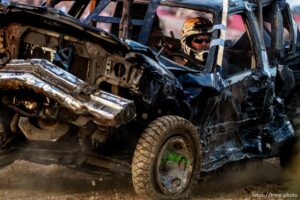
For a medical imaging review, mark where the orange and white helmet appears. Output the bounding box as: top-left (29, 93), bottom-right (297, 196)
top-left (181, 17), bottom-right (213, 63)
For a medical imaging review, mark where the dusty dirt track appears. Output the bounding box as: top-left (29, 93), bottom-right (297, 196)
top-left (0, 158), bottom-right (297, 200)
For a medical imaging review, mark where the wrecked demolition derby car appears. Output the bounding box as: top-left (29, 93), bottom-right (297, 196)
top-left (0, 0), bottom-right (297, 199)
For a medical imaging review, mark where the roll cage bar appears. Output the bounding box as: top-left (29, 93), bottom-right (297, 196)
top-left (41, 0), bottom-right (294, 74)
top-left (41, 0), bottom-right (280, 44)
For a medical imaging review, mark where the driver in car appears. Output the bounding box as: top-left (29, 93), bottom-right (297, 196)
top-left (180, 17), bottom-right (213, 66)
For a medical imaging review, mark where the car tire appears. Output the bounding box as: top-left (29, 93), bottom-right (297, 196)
top-left (132, 115), bottom-right (201, 200)
top-left (282, 93), bottom-right (300, 168)
top-left (279, 136), bottom-right (299, 168)
top-left (286, 93), bottom-right (300, 135)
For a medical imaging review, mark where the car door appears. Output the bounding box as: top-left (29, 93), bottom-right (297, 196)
top-left (201, 5), bottom-right (276, 170)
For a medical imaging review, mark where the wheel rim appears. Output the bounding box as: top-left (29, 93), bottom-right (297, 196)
top-left (155, 135), bottom-right (194, 195)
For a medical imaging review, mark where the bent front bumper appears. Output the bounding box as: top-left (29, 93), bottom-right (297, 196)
top-left (0, 59), bottom-right (136, 126)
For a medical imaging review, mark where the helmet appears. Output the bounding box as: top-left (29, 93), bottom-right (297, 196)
top-left (181, 17), bottom-right (213, 63)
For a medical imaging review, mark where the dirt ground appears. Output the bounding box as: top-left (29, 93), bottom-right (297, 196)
top-left (0, 158), bottom-right (298, 200)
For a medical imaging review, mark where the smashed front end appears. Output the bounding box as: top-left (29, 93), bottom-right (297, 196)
top-left (0, 4), bottom-right (137, 128)
top-left (0, 3), bottom-right (142, 170)
top-left (0, 3), bottom-right (189, 173)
